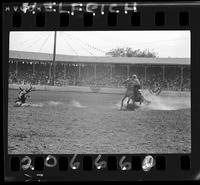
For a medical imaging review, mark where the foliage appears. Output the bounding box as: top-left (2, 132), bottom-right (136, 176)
top-left (106, 47), bottom-right (158, 58)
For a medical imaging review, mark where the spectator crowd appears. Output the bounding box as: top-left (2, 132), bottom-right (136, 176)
top-left (8, 61), bottom-right (191, 91)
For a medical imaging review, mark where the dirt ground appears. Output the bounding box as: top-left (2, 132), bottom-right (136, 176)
top-left (8, 89), bottom-right (191, 154)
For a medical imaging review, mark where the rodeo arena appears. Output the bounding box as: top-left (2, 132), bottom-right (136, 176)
top-left (8, 31), bottom-right (191, 154)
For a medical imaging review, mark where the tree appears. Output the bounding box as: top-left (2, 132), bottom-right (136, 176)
top-left (106, 47), bottom-right (158, 58)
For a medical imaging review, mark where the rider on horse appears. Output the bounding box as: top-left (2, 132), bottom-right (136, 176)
top-left (121, 74), bottom-right (141, 109)
top-left (15, 85), bottom-right (33, 106)
top-left (131, 74), bottom-right (151, 105)
top-left (122, 77), bottom-right (135, 97)
top-left (131, 74), bottom-right (142, 102)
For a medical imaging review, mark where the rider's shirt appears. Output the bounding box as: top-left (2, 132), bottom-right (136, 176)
top-left (132, 78), bottom-right (141, 100)
top-left (133, 78), bottom-right (141, 86)
top-left (125, 80), bottom-right (134, 96)
top-left (123, 78), bottom-right (141, 96)
top-left (132, 78), bottom-right (141, 90)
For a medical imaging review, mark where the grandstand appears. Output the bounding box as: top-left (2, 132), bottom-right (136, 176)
top-left (8, 50), bottom-right (190, 91)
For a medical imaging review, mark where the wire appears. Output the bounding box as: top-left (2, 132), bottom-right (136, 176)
top-left (67, 33), bottom-right (107, 55)
top-left (39, 32), bottom-right (51, 52)
top-left (17, 33), bottom-right (38, 47)
top-left (59, 32), bottom-right (79, 56)
top-left (26, 33), bottom-right (47, 49)
top-left (69, 32), bottom-right (189, 55)
top-left (64, 33), bottom-right (96, 57)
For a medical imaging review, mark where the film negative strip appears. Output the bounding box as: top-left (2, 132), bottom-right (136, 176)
top-left (2, 1), bottom-right (200, 181)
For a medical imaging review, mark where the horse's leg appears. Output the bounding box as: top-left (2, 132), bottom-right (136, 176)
top-left (121, 96), bottom-right (127, 110)
top-left (128, 96), bottom-right (136, 110)
top-left (140, 96), bottom-right (144, 105)
top-left (129, 95), bottom-right (135, 104)
top-left (127, 96), bottom-right (131, 105)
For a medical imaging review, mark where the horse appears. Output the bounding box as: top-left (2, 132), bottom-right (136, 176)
top-left (120, 80), bottom-right (135, 110)
top-left (121, 82), bottom-right (151, 110)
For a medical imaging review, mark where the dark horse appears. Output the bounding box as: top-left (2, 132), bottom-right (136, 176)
top-left (121, 82), bottom-right (150, 110)
top-left (121, 80), bottom-right (134, 110)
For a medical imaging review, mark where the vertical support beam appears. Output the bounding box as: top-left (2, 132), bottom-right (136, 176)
top-left (162, 65), bottom-right (165, 81)
top-left (66, 64), bottom-right (69, 77)
top-left (64, 64), bottom-right (66, 79)
top-left (33, 62), bottom-right (35, 75)
top-left (52, 31), bottom-right (57, 86)
top-left (49, 63), bottom-right (51, 84)
top-left (144, 66), bottom-right (147, 82)
top-left (94, 64), bottom-right (97, 84)
top-left (180, 65), bottom-right (184, 91)
top-left (15, 61), bottom-right (18, 76)
top-left (78, 64), bottom-right (81, 78)
top-left (127, 65), bottom-right (130, 78)
top-left (110, 64), bottom-right (113, 79)
top-left (73, 76), bottom-right (75, 86)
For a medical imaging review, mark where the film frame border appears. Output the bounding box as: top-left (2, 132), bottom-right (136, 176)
top-left (2, 1), bottom-right (200, 181)
top-left (5, 154), bottom-right (193, 181)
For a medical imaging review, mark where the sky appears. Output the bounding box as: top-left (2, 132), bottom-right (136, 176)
top-left (9, 31), bottom-right (190, 58)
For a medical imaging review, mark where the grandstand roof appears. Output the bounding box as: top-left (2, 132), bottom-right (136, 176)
top-left (9, 50), bottom-right (190, 66)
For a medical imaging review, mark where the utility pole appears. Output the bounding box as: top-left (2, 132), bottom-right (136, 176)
top-left (52, 31), bottom-right (57, 85)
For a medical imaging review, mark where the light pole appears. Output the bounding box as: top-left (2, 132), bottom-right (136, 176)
top-left (52, 31), bottom-right (57, 85)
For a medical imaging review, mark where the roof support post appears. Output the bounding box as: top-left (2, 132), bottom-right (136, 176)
top-left (78, 64), bottom-right (81, 79)
top-left (94, 64), bottom-right (97, 85)
top-left (127, 65), bottom-right (130, 78)
top-left (180, 65), bottom-right (184, 91)
top-left (162, 65), bottom-right (165, 81)
top-left (33, 62), bottom-right (35, 75)
top-left (144, 66), bottom-right (147, 83)
top-left (15, 61), bottom-right (18, 76)
top-left (64, 64), bottom-right (66, 79)
top-left (110, 64), bottom-right (113, 80)
top-left (49, 63), bottom-right (51, 85)
top-left (52, 31), bottom-right (57, 86)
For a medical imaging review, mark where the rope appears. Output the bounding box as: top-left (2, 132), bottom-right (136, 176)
top-left (26, 33), bottom-right (47, 49)
top-left (67, 33), bottom-right (107, 55)
top-left (59, 32), bottom-right (79, 56)
top-left (64, 33), bottom-right (96, 57)
top-left (17, 33), bottom-right (38, 47)
top-left (39, 32), bottom-right (51, 52)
